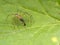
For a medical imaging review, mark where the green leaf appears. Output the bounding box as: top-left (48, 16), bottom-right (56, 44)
top-left (0, 0), bottom-right (60, 45)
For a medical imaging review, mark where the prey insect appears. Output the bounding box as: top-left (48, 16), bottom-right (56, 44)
top-left (15, 14), bottom-right (26, 26)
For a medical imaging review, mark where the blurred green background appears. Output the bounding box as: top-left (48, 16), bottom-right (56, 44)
top-left (0, 0), bottom-right (60, 45)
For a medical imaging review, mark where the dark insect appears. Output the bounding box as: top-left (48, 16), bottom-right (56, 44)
top-left (15, 14), bottom-right (26, 26)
